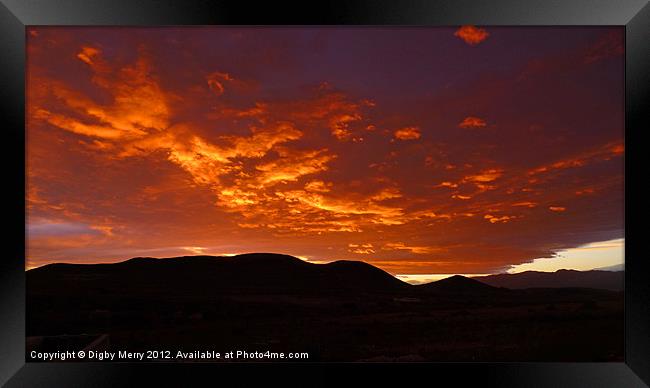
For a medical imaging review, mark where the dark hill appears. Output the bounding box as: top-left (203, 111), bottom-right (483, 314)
top-left (26, 254), bottom-right (624, 363)
top-left (27, 253), bottom-right (408, 297)
top-left (473, 269), bottom-right (624, 291)
top-left (418, 275), bottom-right (503, 295)
top-left (27, 255), bottom-right (623, 301)
top-left (321, 260), bottom-right (408, 291)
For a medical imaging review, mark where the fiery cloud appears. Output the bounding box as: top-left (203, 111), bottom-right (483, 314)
top-left (435, 182), bottom-right (459, 189)
top-left (255, 148), bottom-right (335, 185)
top-left (458, 116), bottom-right (487, 129)
top-left (305, 180), bottom-right (332, 193)
top-left (35, 48), bottom-right (170, 142)
top-left (512, 201), bottom-right (537, 208)
top-left (349, 243), bottom-right (375, 254)
top-left (76, 46), bottom-right (100, 65)
top-left (382, 242), bottom-right (441, 255)
top-left (393, 127), bottom-right (421, 140)
top-left (454, 26), bottom-right (489, 46)
top-left (528, 141), bottom-right (624, 176)
top-left (484, 214), bottom-right (516, 224)
top-left (463, 169), bottom-right (503, 183)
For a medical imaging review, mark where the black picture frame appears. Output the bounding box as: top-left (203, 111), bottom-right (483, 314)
top-left (1, 1), bottom-right (648, 386)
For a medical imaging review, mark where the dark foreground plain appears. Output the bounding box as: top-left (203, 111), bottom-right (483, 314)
top-left (27, 254), bottom-right (623, 362)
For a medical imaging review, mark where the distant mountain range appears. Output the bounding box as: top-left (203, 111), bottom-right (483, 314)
top-left (28, 253), bottom-right (624, 296)
top-left (27, 253), bottom-right (624, 362)
top-left (594, 263), bottom-right (624, 272)
top-left (473, 269), bottom-right (623, 291)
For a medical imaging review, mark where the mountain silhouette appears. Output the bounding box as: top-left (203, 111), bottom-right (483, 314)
top-left (26, 253), bottom-right (624, 362)
top-left (27, 253), bottom-right (409, 296)
top-left (419, 275), bottom-right (503, 295)
top-left (28, 254), bottom-right (623, 298)
top-left (473, 269), bottom-right (624, 291)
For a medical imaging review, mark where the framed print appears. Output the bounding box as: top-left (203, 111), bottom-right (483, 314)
top-left (1, 0), bottom-right (649, 386)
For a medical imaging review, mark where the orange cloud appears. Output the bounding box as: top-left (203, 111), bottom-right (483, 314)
top-left (609, 143), bottom-right (624, 156)
top-left (435, 182), bottom-right (459, 189)
top-left (304, 180), bottom-right (332, 193)
top-left (206, 71), bottom-right (234, 96)
top-left (528, 141), bottom-right (624, 176)
top-left (454, 26), bottom-right (489, 46)
top-left (382, 242), bottom-right (441, 255)
top-left (279, 91), bottom-right (374, 141)
top-left (393, 126), bottom-right (421, 140)
top-left (484, 214), bottom-right (516, 224)
top-left (331, 113), bottom-right (362, 140)
top-left (35, 50), bottom-right (170, 141)
top-left (458, 116), bottom-right (487, 128)
top-left (286, 191), bottom-right (405, 226)
top-left (76, 46), bottom-right (100, 65)
top-left (32, 109), bottom-right (132, 140)
top-left (255, 148), bottom-right (335, 186)
top-left (371, 187), bottom-right (402, 201)
top-left (463, 169), bottom-right (503, 183)
top-left (549, 206), bottom-right (566, 212)
top-left (349, 243), bottom-right (375, 254)
top-left (512, 201), bottom-right (537, 208)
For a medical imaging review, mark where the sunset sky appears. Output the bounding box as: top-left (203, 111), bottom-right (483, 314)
top-left (26, 27), bottom-right (624, 276)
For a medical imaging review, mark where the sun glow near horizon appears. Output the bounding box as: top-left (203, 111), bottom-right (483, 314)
top-left (506, 238), bottom-right (624, 274)
top-left (25, 237), bottom-right (625, 286)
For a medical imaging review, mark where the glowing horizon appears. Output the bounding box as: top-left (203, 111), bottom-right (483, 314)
top-left (26, 27), bottom-right (624, 275)
top-left (24, 237), bottom-right (625, 277)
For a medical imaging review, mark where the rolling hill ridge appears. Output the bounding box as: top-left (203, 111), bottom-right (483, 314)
top-left (473, 269), bottom-right (624, 291)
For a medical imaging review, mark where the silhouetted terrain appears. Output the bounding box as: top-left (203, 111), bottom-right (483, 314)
top-left (419, 275), bottom-right (507, 295)
top-left (28, 254), bottom-right (408, 296)
top-left (27, 254), bottom-right (623, 362)
top-left (474, 269), bottom-right (624, 291)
